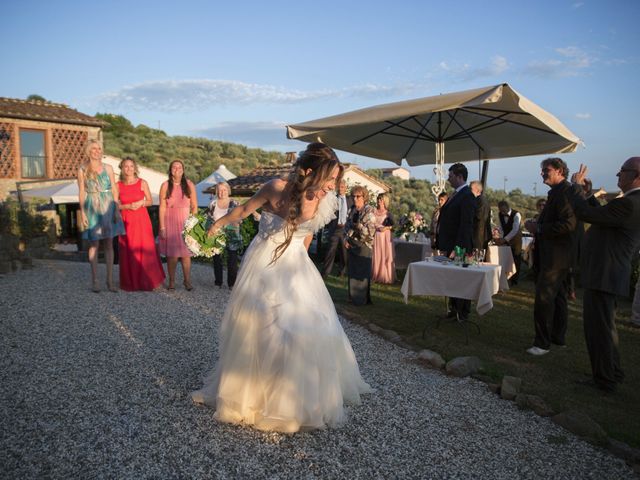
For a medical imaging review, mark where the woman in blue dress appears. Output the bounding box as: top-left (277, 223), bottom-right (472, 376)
top-left (77, 140), bottom-right (125, 292)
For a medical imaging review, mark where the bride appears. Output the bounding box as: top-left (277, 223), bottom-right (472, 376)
top-left (191, 143), bottom-right (372, 432)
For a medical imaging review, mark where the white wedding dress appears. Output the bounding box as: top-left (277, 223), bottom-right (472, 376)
top-left (191, 194), bottom-right (372, 432)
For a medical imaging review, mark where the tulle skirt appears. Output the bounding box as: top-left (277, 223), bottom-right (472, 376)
top-left (191, 234), bottom-right (372, 432)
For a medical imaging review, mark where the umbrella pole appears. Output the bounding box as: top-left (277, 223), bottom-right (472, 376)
top-left (430, 141), bottom-right (446, 199)
top-left (481, 160), bottom-right (489, 188)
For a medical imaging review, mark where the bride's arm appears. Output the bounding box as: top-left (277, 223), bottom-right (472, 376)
top-left (207, 181), bottom-right (274, 236)
top-left (303, 233), bottom-right (313, 250)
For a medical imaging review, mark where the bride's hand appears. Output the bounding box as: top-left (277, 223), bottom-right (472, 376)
top-left (207, 224), bottom-right (221, 237)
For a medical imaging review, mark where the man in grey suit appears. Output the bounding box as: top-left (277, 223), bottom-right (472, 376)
top-left (572, 157), bottom-right (640, 392)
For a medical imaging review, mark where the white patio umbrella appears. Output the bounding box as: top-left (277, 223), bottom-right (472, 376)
top-left (196, 164), bottom-right (237, 206)
top-left (287, 83), bottom-right (581, 195)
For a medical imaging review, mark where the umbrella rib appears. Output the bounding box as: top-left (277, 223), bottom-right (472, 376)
top-left (444, 110), bottom-right (485, 152)
top-left (463, 106), bottom-right (530, 115)
top-left (352, 117), bottom-right (436, 146)
top-left (459, 108), bottom-right (561, 136)
top-left (387, 118), bottom-right (437, 141)
top-left (402, 113), bottom-right (436, 159)
top-left (446, 113), bottom-right (510, 140)
top-left (352, 121), bottom-right (403, 145)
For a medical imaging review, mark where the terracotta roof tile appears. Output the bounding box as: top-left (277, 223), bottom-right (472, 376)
top-left (205, 165), bottom-right (293, 196)
top-left (0, 97), bottom-right (105, 127)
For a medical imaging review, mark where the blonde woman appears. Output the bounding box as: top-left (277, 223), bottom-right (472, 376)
top-left (77, 140), bottom-right (125, 293)
top-left (192, 143), bottom-right (371, 432)
top-left (207, 181), bottom-right (241, 288)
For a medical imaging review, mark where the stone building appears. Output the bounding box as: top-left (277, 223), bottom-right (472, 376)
top-left (380, 166), bottom-right (411, 180)
top-left (0, 97), bottom-right (104, 200)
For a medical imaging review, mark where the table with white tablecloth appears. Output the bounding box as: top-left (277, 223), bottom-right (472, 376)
top-left (393, 239), bottom-right (432, 269)
top-left (486, 245), bottom-right (516, 290)
top-left (522, 236), bottom-right (534, 265)
top-left (400, 259), bottom-right (504, 315)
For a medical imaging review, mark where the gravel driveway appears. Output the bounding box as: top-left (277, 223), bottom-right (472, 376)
top-left (0, 260), bottom-right (635, 479)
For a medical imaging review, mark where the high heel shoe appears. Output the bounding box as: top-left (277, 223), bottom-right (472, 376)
top-left (91, 281), bottom-right (100, 293)
top-left (107, 283), bottom-right (118, 293)
top-left (183, 281), bottom-right (193, 291)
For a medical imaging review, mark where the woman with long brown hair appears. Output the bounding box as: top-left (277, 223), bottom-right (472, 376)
top-left (77, 140), bottom-right (125, 292)
top-left (158, 160), bottom-right (197, 290)
top-left (192, 142), bottom-right (372, 432)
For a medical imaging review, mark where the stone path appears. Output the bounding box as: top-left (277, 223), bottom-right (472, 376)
top-left (0, 260), bottom-right (635, 479)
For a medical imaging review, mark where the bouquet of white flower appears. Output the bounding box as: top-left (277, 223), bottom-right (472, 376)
top-left (182, 212), bottom-right (226, 258)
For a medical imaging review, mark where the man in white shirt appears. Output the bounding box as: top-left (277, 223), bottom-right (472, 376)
top-left (322, 180), bottom-right (349, 278)
top-left (497, 200), bottom-right (523, 285)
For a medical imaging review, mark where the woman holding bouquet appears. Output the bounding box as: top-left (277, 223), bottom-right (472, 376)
top-left (371, 193), bottom-right (396, 284)
top-left (159, 160), bottom-right (197, 290)
top-left (191, 143), bottom-right (371, 432)
top-left (117, 157), bottom-right (165, 291)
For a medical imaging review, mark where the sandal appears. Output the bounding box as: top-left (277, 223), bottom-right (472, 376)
top-left (167, 284), bottom-right (175, 290)
top-left (91, 282), bottom-right (100, 293)
top-left (107, 283), bottom-right (118, 293)
top-left (184, 281), bottom-right (193, 291)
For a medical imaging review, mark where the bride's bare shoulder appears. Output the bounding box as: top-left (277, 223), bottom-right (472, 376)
top-left (259, 179), bottom-right (289, 212)
top-left (264, 178), bottom-right (288, 192)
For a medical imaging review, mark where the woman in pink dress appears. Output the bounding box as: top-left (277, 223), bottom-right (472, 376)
top-left (158, 160), bottom-right (198, 290)
top-left (371, 193), bottom-right (396, 284)
top-left (117, 157), bottom-right (165, 291)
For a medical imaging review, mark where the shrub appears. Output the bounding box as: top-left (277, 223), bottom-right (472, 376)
top-left (0, 198), bottom-right (49, 240)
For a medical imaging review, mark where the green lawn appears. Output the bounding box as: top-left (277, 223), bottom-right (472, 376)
top-left (324, 271), bottom-right (640, 448)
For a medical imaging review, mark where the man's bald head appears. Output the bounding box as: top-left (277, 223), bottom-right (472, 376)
top-left (617, 157), bottom-right (640, 193)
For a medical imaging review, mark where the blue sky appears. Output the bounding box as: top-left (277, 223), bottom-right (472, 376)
top-left (3, 0), bottom-right (639, 193)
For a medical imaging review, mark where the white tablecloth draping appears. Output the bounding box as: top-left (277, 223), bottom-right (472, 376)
top-left (393, 239), bottom-right (432, 269)
top-left (400, 260), bottom-right (503, 315)
top-left (522, 236), bottom-right (534, 265)
top-left (486, 245), bottom-right (516, 290)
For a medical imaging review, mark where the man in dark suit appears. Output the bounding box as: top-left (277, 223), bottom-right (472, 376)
top-left (436, 163), bottom-right (476, 321)
top-left (572, 157), bottom-right (640, 392)
top-left (322, 180), bottom-right (349, 278)
top-left (524, 158), bottom-right (577, 356)
top-left (470, 180), bottom-right (491, 250)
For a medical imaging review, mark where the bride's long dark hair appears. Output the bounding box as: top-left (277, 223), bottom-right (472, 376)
top-left (271, 142), bottom-right (342, 263)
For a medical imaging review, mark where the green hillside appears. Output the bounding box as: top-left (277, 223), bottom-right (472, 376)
top-left (97, 113), bottom-right (543, 222)
top-left (96, 113), bottom-right (287, 183)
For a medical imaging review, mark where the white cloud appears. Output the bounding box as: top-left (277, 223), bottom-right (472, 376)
top-left (572, 2), bottom-right (584, 9)
top-left (437, 55), bottom-right (509, 82)
top-left (94, 79), bottom-right (427, 112)
top-left (523, 46), bottom-right (594, 77)
top-left (575, 113), bottom-right (591, 119)
top-left (194, 121), bottom-right (287, 147)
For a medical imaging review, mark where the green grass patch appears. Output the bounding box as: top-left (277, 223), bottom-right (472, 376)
top-left (324, 271), bottom-right (640, 448)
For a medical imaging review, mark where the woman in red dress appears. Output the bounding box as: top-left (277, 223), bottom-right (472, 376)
top-left (117, 157), bottom-right (165, 291)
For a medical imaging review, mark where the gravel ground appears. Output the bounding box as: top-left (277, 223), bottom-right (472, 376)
top-left (0, 259), bottom-right (635, 479)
